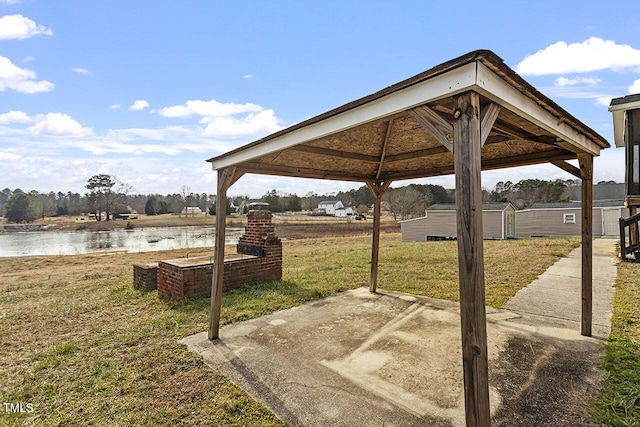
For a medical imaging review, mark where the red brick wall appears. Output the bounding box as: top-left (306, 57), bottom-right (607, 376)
top-left (157, 261), bottom-right (213, 300)
top-left (156, 210), bottom-right (282, 300)
top-left (133, 262), bottom-right (158, 290)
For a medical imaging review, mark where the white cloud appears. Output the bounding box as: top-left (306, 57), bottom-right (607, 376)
top-left (0, 0), bottom-right (23, 4)
top-left (157, 98), bottom-right (282, 138)
top-left (595, 97), bottom-right (613, 107)
top-left (202, 109), bottom-right (281, 138)
top-left (109, 104), bottom-right (121, 110)
top-left (0, 151), bottom-right (21, 162)
top-left (554, 77), bottom-right (601, 87)
top-left (129, 99), bottom-right (150, 111)
top-left (0, 110), bottom-right (31, 124)
top-left (0, 55), bottom-right (54, 93)
top-left (73, 68), bottom-right (89, 74)
top-left (516, 37), bottom-right (640, 75)
top-left (630, 79), bottom-right (640, 94)
top-left (28, 113), bottom-right (93, 137)
top-left (158, 99), bottom-right (262, 119)
top-left (22, 55), bottom-right (34, 62)
top-left (244, 74), bottom-right (252, 79)
top-left (0, 14), bottom-right (53, 40)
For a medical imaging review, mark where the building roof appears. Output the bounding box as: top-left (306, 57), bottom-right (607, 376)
top-left (427, 202), bottom-right (513, 211)
top-left (208, 50), bottom-right (609, 184)
top-left (609, 93), bottom-right (640, 148)
top-left (527, 200), bottom-right (625, 209)
top-left (569, 182), bottom-right (624, 202)
top-left (318, 200), bottom-right (342, 205)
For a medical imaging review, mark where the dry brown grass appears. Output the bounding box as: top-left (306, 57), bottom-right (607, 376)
top-left (0, 234), bottom-right (578, 425)
top-left (0, 248), bottom-right (284, 426)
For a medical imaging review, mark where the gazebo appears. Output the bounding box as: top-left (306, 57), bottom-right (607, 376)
top-left (206, 50), bottom-right (609, 426)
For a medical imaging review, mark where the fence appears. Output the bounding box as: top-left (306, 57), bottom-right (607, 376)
top-left (619, 212), bottom-right (640, 262)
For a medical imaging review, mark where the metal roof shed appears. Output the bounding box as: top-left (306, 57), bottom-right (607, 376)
top-left (206, 50), bottom-right (609, 426)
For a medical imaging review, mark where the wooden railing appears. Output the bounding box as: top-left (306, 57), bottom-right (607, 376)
top-left (620, 212), bottom-right (640, 262)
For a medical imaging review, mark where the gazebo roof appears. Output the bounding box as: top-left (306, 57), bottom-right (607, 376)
top-left (208, 50), bottom-right (609, 182)
top-left (206, 50), bottom-right (608, 425)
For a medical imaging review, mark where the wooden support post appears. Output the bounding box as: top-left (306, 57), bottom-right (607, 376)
top-left (578, 153), bottom-right (593, 337)
top-left (366, 180), bottom-right (391, 293)
top-left (208, 167), bottom-right (239, 340)
top-left (453, 91), bottom-right (491, 427)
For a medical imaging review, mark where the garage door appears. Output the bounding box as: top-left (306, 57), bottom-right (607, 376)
top-left (603, 208), bottom-right (621, 236)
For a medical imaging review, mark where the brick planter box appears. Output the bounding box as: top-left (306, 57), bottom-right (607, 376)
top-left (155, 210), bottom-right (283, 300)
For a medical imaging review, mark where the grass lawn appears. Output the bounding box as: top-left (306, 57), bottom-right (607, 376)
top-left (1, 234), bottom-right (583, 425)
top-left (590, 260), bottom-right (640, 426)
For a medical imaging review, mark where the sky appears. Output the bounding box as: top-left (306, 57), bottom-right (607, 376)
top-left (1, 1), bottom-right (640, 198)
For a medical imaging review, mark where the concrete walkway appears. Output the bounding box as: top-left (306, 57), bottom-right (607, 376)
top-left (181, 238), bottom-right (619, 426)
top-left (504, 238), bottom-right (618, 339)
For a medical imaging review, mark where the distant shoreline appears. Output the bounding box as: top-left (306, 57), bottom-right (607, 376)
top-left (0, 214), bottom-right (401, 239)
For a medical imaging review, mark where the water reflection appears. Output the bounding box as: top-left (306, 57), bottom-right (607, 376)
top-left (0, 226), bottom-right (243, 257)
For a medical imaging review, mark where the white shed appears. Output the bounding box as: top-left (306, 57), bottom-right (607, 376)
top-left (401, 202), bottom-right (516, 241)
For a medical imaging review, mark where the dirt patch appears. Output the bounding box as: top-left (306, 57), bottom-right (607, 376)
top-left (491, 334), bottom-right (604, 426)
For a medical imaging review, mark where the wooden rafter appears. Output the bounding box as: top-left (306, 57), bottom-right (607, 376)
top-left (480, 103), bottom-right (501, 146)
top-left (376, 119), bottom-right (394, 180)
top-left (410, 105), bottom-right (454, 152)
top-left (550, 160), bottom-right (581, 178)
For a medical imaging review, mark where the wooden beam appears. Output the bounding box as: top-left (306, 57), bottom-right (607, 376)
top-left (366, 180), bottom-right (392, 293)
top-left (578, 153), bottom-right (593, 337)
top-left (385, 145), bottom-right (450, 163)
top-left (551, 160), bottom-right (581, 178)
top-left (373, 150), bottom-right (576, 182)
top-left (289, 145), bottom-right (380, 163)
top-left (480, 150), bottom-right (575, 170)
top-left (237, 162), bottom-right (369, 182)
top-left (410, 105), bottom-right (454, 152)
top-left (208, 167), bottom-right (241, 340)
top-left (453, 91), bottom-right (491, 427)
top-left (376, 119), bottom-right (394, 180)
top-left (480, 103), bottom-right (500, 146)
top-left (491, 118), bottom-right (537, 140)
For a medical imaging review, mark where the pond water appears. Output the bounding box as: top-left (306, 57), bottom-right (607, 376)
top-left (0, 226), bottom-right (244, 257)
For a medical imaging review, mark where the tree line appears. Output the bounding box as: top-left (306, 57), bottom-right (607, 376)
top-left (1, 174), bottom-right (612, 223)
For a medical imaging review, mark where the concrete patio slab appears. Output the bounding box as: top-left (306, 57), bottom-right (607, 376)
top-left (180, 238), bottom-right (617, 426)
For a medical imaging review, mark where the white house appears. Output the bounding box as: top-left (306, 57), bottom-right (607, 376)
top-left (335, 206), bottom-right (354, 217)
top-left (318, 200), bottom-right (344, 216)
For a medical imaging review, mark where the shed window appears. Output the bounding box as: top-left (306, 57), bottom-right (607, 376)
top-left (563, 213), bottom-right (576, 224)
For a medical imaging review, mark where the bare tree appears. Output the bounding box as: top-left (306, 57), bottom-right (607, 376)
top-left (383, 186), bottom-right (430, 221)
